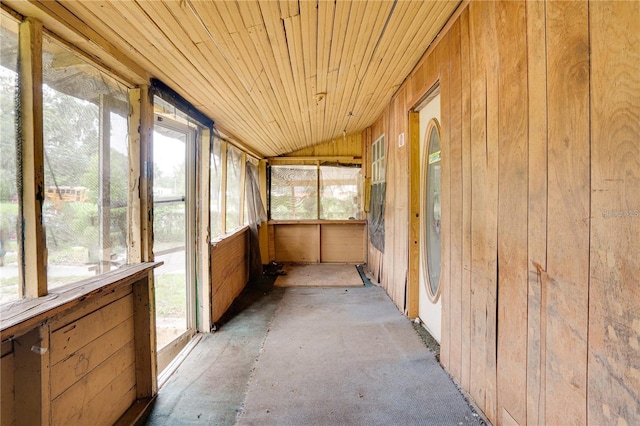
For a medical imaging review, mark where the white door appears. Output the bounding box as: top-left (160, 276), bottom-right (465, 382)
top-left (152, 117), bottom-right (197, 373)
top-left (418, 89), bottom-right (442, 342)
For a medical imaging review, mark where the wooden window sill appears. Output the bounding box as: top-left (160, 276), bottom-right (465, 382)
top-left (268, 219), bottom-right (366, 225)
top-left (0, 262), bottom-right (161, 340)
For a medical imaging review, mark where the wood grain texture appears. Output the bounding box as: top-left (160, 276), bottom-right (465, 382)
top-left (132, 274), bottom-right (156, 398)
top-left (51, 316), bottom-right (134, 399)
top-left (1, 263), bottom-right (156, 341)
top-left (366, 109), bottom-right (387, 286)
top-left (1, 351), bottom-right (15, 426)
top-left (14, 325), bottom-right (50, 426)
top-left (545, 1), bottom-right (590, 424)
top-left (18, 17), bottom-right (46, 298)
top-left (459, 7), bottom-right (472, 392)
top-left (128, 88), bottom-right (142, 264)
top-left (51, 341), bottom-right (136, 426)
top-left (198, 127), bottom-right (212, 333)
top-left (380, 104), bottom-right (394, 298)
top-left (1, 0), bottom-right (149, 85)
top-left (139, 86), bottom-right (154, 263)
top-left (588, 2), bottom-right (640, 425)
top-left (48, 284), bottom-right (132, 332)
top-left (468, 1), bottom-right (487, 409)
top-left (496, 1), bottom-right (529, 424)
top-left (259, 160), bottom-right (270, 264)
top-left (366, 2), bottom-right (639, 424)
top-left (408, 111), bottom-right (421, 318)
top-left (50, 294), bottom-right (134, 365)
top-left (391, 85), bottom-right (409, 310)
top-left (320, 224), bottom-right (366, 263)
top-left (211, 227), bottom-right (250, 323)
top-left (525, 1), bottom-right (548, 424)
top-left (448, 18), bottom-right (463, 382)
top-left (481, 4), bottom-right (499, 420)
top-left (273, 224), bottom-right (320, 263)
top-left (437, 36), bottom-right (452, 371)
top-left (7, 0), bottom-right (461, 157)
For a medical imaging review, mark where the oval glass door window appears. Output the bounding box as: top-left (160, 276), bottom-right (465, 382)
top-left (422, 119), bottom-right (442, 301)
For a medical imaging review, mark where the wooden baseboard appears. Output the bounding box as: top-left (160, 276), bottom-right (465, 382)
top-left (114, 397), bottom-right (156, 426)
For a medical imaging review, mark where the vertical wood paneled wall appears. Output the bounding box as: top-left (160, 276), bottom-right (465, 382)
top-left (365, 1), bottom-right (640, 425)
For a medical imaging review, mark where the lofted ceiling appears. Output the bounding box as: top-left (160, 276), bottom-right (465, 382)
top-left (6, 0), bottom-right (461, 157)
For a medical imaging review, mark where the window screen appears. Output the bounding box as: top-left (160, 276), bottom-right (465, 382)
top-left (0, 13), bottom-right (19, 303)
top-left (270, 166), bottom-right (318, 220)
top-left (210, 138), bottom-right (223, 237)
top-left (319, 166), bottom-right (362, 220)
top-left (225, 144), bottom-right (243, 231)
top-left (42, 35), bottom-right (129, 289)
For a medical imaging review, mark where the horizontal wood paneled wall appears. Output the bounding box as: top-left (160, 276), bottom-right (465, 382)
top-left (270, 222), bottom-right (366, 264)
top-left (1, 341), bottom-right (14, 425)
top-left (0, 264), bottom-right (157, 426)
top-left (50, 293), bottom-right (136, 425)
top-left (320, 223), bottom-right (366, 263)
top-left (365, 1), bottom-right (640, 425)
top-left (273, 224), bottom-right (321, 263)
top-left (211, 227), bottom-right (250, 323)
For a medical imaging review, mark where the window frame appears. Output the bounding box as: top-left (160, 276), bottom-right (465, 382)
top-left (420, 118), bottom-right (443, 303)
top-left (269, 164), bottom-right (363, 221)
top-left (3, 16), bottom-right (139, 301)
top-left (371, 135), bottom-right (386, 184)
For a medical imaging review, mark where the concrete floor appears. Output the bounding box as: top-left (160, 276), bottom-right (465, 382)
top-left (145, 270), bottom-right (484, 426)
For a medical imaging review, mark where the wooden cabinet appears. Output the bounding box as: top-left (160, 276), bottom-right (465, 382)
top-left (0, 263), bottom-right (159, 426)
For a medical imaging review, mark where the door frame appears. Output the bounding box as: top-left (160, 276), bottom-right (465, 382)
top-left (152, 115), bottom-right (198, 373)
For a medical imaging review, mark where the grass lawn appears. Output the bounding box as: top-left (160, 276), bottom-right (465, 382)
top-left (154, 272), bottom-right (187, 318)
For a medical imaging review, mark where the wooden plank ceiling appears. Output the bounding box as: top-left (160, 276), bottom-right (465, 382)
top-left (13, 0), bottom-right (461, 157)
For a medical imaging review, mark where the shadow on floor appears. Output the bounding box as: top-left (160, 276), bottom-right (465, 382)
top-left (214, 263), bottom-right (281, 330)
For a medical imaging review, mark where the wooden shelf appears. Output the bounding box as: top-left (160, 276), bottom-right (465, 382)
top-left (1, 262), bottom-right (161, 341)
top-left (1, 262), bottom-right (162, 425)
top-left (268, 219), bottom-right (366, 225)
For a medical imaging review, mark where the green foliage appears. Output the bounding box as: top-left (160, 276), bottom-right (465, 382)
top-left (155, 272), bottom-right (186, 317)
top-left (43, 85), bottom-right (99, 188)
top-left (154, 204), bottom-right (185, 244)
top-left (0, 73), bottom-right (17, 202)
top-left (82, 149), bottom-right (130, 204)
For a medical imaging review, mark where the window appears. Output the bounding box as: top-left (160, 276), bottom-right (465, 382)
top-left (422, 119), bottom-right (442, 301)
top-left (270, 166), bottom-right (318, 220)
top-left (319, 166), bottom-right (362, 220)
top-left (371, 135), bottom-right (386, 184)
top-left (0, 13), bottom-right (20, 303)
top-left (210, 138), bottom-right (223, 237)
top-left (42, 35), bottom-right (129, 289)
top-left (270, 165), bottom-right (362, 220)
top-left (369, 135), bottom-right (386, 252)
top-left (225, 144), bottom-right (244, 231)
